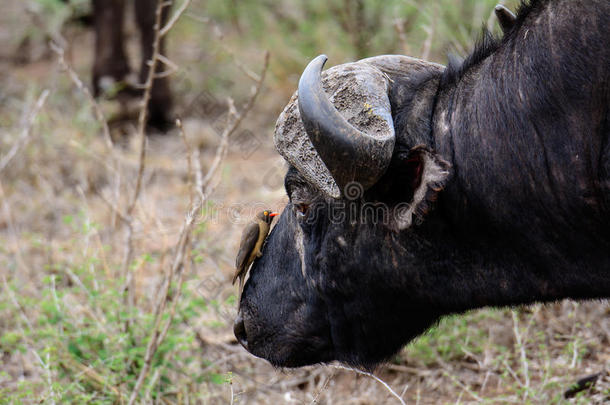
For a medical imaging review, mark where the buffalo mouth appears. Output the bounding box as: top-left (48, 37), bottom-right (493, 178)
top-left (233, 306), bottom-right (334, 368)
top-left (233, 311), bottom-right (249, 350)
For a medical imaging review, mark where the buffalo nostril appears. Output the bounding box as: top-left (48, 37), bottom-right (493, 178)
top-left (233, 311), bottom-right (248, 349)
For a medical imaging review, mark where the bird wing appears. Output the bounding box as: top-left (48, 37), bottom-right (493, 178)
top-left (235, 221), bottom-right (260, 270)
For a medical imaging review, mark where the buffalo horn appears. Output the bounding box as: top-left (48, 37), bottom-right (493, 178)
top-left (495, 5), bottom-right (517, 34)
top-left (297, 55), bottom-right (395, 193)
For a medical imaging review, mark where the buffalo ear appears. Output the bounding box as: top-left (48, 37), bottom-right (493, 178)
top-left (394, 146), bottom-right (451, 230)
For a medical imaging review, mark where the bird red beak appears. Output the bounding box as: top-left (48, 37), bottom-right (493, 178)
top-left (269, 212), bottom-right (278, 217)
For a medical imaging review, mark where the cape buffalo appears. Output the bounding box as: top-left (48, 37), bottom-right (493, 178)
top-left (92, 0), bottom-right (172, 130)
top-left (234, 0), bottom-right (610, 369)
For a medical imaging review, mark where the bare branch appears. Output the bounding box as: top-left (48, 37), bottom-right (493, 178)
top-left (442, 368), bottom-right (486, 403)
top-left (393, 18), bottom-right (409, 55)
top-left (154, 53), bottom-right (180, 79)
top-left (232, 58), bottom-right (262, 83)
top-left (185, 12), bottom-right (263, 83)
top-left (49, 42), bottom-right (113, 149)
top-left (0, 89), bottom-right (49, 173)
top-left (420, 10), bottom-right (436, 61)
top-left (331, 365), bottom-right (406, 405)
top-left (24, 6), bottom-right (67, 50)
top-left (177, 117), bottom-right (194, 205)
top-left (128, 0), bottom-right (169, 216)
top-left (127, 152), bottom-right (197, 405)
top-left (159, 0), bottom-right (192, 37)
top-left (2, 276), bottom-right (55, 402)
top-left (122, 0), bottom-right (179, 322)
top-left (512, 310), bottom-right (531, 400)
top-left (0, 181), bottom-right (29, 273)
top-left (92, 187), bottom-right (132, 225)
top-left (200, 51), bottom-right (270, 195)
top-left (127, 224), bottom-right (189, 404)
top-left (200, 98), bottom-right (237, 194)
top-left (192, 146), bottom-right (204, 199)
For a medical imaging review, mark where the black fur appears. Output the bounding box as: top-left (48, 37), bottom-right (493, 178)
top-left (235, 0), bottom-right (610, 369)
top-left (441, 0), bottom-right (549, 88)
top-left (441, 29), bottom-right (500, 88)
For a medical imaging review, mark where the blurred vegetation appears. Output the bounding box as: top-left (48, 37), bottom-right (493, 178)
top-left (17, 0), bottom-right (522, 118)
top-left (173, 0), bottom-right (521, 115)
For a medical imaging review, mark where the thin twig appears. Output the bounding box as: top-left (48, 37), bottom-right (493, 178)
top-left (144, 368), bottom-right (161, 402)
top-left (330, 365), bottom-right (406, 405)
top-left (0, 180), bottom-right (29, 273)
top-left (442, 369), bottom-right (485, 403)
top-left (512, 310), bottom-right (531, 400)
top-left (229, 378), bottom-right (234, 405)
top-left (502, 358), bottom-right (526, 389)
top-left (177, 117), bottom-right (195, 205)
top-left (128, 117), bottom-right (209, 403)
top-left (49, 42), bottom-right (112, 149)
top-left (200, 99), bottom-right (237, 194)
top-left (59, 355), bottom-right (123, 399)
top-left (393, 18), bottom-right (409, 55)
top-left (128, 0), bottom-right (168, 215)
top-left (154, 53), bottom-right (180, 79)
top-left (200, 51), bottom-right (270, 196)
top-left (184, 11), bottom-right (262, 82)
top-left (122, 0), bottom-right (175, 330)
top-left (92, 187), bottom-right (132, 225)
top-left (0, 89), bottom-right (49, 173)
top-left (120, 0), bottom-right (190, 299)
top-left (420, 7), bottom-right (436, 60)
top-left (310, 370), bottom-right (336, 404)
top-left (159, 0), bottom-right (192, 37)
top-left (192, 146), bottom-right (204, 198)
top-left (127, 177), bottom-right (196, 404)
top-left (2, 276), bottom-right (56, 403)
top-left (24, 6), bottom-right (67, 49)
top-left (50, 40), bottom-right (125, 232)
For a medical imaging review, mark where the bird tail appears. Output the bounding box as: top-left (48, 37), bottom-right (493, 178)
top-left (232, 269), bottom-right (239, 285)
top-left (237, 276), bottom-right (245, 305)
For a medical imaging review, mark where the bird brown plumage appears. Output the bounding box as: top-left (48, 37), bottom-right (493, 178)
top-left (233, 210), bottom-right (278, 302)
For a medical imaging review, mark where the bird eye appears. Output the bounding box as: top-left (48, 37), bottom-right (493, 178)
top-left (294, 203), bottom-right (309, 218)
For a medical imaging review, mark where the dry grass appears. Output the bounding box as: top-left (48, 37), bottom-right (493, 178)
top-left (1, 1), bottom-right (609, 404)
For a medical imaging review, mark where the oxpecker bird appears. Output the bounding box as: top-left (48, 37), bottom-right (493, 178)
top-left (233, 210), bottom-right (278, 302)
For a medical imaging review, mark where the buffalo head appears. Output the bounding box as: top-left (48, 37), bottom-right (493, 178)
top-left (234, 55), bottom-right (452, 368)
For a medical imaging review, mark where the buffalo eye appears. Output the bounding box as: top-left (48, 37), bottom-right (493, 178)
top-left (294, 203), bottom-right (310, 218)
